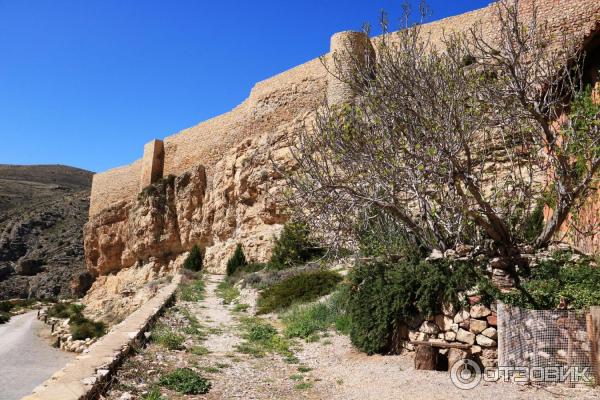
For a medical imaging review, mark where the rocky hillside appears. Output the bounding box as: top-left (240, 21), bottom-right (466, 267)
top-left (0, 165), bottom-right (94, 300)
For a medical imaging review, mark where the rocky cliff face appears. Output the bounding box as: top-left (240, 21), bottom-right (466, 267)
top-left (0, 165), bottom-right (94, 300)
top-left (83, 117), bottom-right (303, 321)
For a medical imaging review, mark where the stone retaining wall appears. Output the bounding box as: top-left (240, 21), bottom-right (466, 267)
top-left (21, 275), bottom-right (181, 400)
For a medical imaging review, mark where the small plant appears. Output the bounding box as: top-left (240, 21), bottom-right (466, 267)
top-left (158, 368), bottom-right (211, 395)
top-left (152, 326), bottom-right (185, 350)
top-left (290, 374), bottom-right (304, 381)
top-left (184, 244), bottom-right (203, 271)
top-left (142, 388), bottom-right (164, 400)
top-left (233, 303), bottom-right (249, 312)
top-left (268, 222), bottom-right (323, 270)
top-left (235, 317), bottom-right (294, 359)
top-left (226, 244), bottom-right (247, 276)
top-left (179, 278), bottom-right (205, 302)
top-left (216, 281), bottom-right (240, 304)
top-left (297, 365), bottom-right (312, 373)
top-left (189, 345), bottom-right (210, 355)
top-left (294, 382), bottom-right (313, 390)
top-left (257, 270), bottom-right (342, 314)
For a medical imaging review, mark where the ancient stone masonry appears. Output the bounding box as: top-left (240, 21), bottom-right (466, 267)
top-left (84, 0), bottom-right (600, 319)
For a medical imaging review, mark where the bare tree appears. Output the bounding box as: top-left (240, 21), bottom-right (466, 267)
top-left (281, 0), bottom-right (600, 265)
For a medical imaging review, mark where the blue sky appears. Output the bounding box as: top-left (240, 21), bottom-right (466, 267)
top-left (0, 0), bottom-right (491, 172)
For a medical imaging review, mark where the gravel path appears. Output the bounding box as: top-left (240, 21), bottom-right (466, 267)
top-left (105, 275), bottom-right (600, 399)
top-left (0, 311), bottom-right (74, 400)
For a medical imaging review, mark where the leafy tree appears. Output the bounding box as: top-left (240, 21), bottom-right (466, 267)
top-left (226, 243), bottom-right (247, 276)
top-left (184, 244), bottom-right (203, 272)
top-left (269, 222), bottom-right (323, 270)
top-left (284, 0), bottom-right (600, 277)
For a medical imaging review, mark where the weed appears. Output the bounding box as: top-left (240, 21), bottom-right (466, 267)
top-left (179, 279), bottom-right (206, 302)
top-left (152, 325), bottom-right (184, 350)
top-left (216, 281), bottom-right (240, 304)
top-left (189, 345), bottom-right (210, 355)
top-left (297, 365), bottom-right (312, 373)
top-left (158, 368), bottom-right (211, 395)
top-left (290, 374), bottom-right (304, 381)
top-left (233, 303), bottom-right (249, 312)
top-left (294, 382), bottom-right (313, 390)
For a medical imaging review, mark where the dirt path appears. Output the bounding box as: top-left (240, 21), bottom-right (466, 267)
top-left (186, 274), bottom-right (321, 400)
top-left (0, 311), bottom-right (74, 400)
top-left (105, 275), bottom-right (600, 399)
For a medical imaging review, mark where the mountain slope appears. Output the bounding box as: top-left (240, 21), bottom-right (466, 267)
top-left (0, 165), bottom-right (94, 300)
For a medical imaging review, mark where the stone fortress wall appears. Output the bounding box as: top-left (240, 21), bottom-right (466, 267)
top-left (89, 0), bottom-right (600, 249)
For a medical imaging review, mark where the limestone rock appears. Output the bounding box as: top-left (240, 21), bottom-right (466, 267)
top-left (469, 319), bottom-right (488, 334)
top-left (456, 328), bottom-right (476, 345)
top-left (476, 334), bottom-right (496, 347)
top-left (482, 327), bottom-right (497, 339)
top-left (419, 321), bottom-right (440, 335)
top-left (470, 305), bottom-right (491, 319)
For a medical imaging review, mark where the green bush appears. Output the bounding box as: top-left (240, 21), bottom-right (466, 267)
top-left (226, 244), bottom-right (247, 276)
top-left (158, 368), bottom-right (211, 395)
top-left (70, 318), bottom-right (106, 340)
top-left (268, 222), bottom-right (323, 270)
top-left (257, 270), bottom-right (342, 314)
top-left (0, 311), bottom-right (10, 324)
top-left (347, 259), bottom-right (480, 354)
top-left (503, 252), bottom-right (600, 309)
top-left (0, 301), bottom-right (14, 313)
top-left (184, 245), bottom-right (203, 271)
top-left (47, 303), bottom-right (85, 319)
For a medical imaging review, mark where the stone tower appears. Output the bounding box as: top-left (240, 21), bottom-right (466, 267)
top-left (326, 31), bottom-right (375, 107)
top-left (140, 139), bottom-right (164, 190)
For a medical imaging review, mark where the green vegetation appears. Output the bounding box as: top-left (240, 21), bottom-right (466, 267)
top-left (70, 316), bottom-right (106, 340)
top-left (268, 222), bottom-right (323, 270)
top-left (179, 277), bottom-right (206, 302)
top-left (47, 302), bottom-right (85, 319)
top-left (297, 365), bottom-right (312, 373)
top-left (235, 317), bottom-right (293, 358)
top-left (294, 382), bottom-right (313, 390)
top-left (184, 244), bottom-right (203, 271)
top-left (47, 302), bottom-right (106, 340)
top-left (152, 325), bottom-right (185, 350)
top-left (233, 303), bottom-right (249, 312)
top-left (290, 374), bottom-right (304, 381)
top-left (0, 312), bottom-right (10, 324)
top-left (142, 388), bottom-right (165, 400)
top-left (216, 280), bottom-right (240, 304)
top-left (257, 270), bottom-right (342, 314)
top-left (189, 345), bottom-right (210, 356)
top-left (502, 252), bottom-right (600, 309)
top-left (158, 368), bottom-right (211, 395)
top-left (347, 259), bottom-right (481, 354)
top-left (282, 288), bottom-right (350, 339)
top-left (226, 243), bottom-right (247, 276)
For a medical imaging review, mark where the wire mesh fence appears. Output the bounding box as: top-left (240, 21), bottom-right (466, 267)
top-left (497, 303), bottom-right (594, 386)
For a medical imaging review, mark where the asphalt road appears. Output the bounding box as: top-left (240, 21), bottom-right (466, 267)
top-left (0, 311), bottom-right (74, 400)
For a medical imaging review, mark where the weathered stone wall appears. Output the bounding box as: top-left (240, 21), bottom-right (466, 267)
top-left (86, 0), bottom-right (600, 280)
top-left (89, 160), bottom-right (141, 217)
top-left (140, 139), bottom-right (164, 190)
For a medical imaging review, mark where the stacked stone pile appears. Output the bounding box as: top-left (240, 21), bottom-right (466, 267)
top-left (405, 301), bottom-right (499, 368)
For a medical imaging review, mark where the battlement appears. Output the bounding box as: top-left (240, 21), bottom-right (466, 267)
top-left (89, 0), bottom-right (600, 218)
